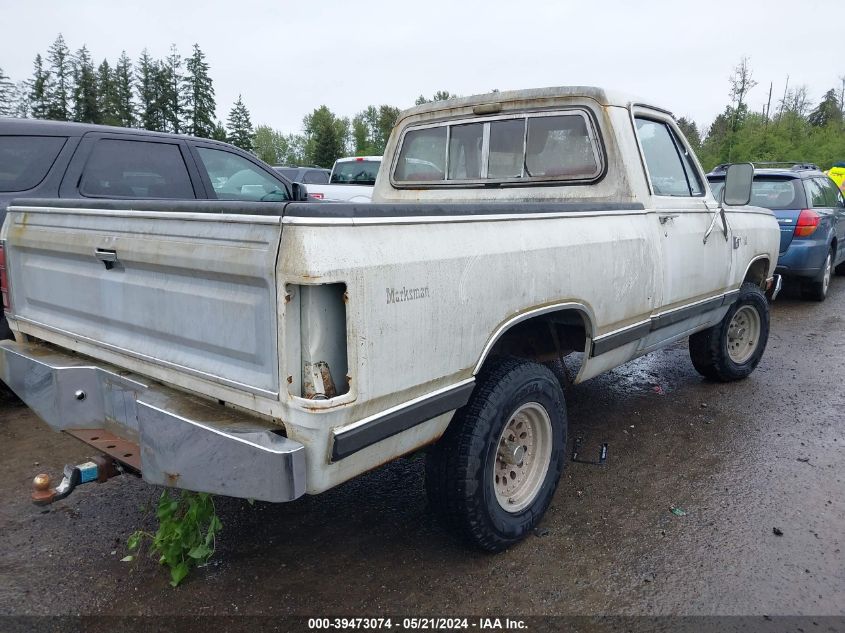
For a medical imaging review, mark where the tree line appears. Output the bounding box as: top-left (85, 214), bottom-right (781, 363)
top-left (17, 40), bottom-right (840, 174)
top-left (676, 57), bottom-right (845, 171)
top-left (0, 35), bottom-right (451, 168)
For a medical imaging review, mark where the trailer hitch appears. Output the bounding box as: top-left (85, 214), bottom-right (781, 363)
top-left (31, 455), bottom-right (122, 505)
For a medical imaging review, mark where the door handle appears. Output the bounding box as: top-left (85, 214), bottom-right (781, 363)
top-left (95, 248), bottom-right (118, 270)
top-left (658, 214), bottom-right (679, 225)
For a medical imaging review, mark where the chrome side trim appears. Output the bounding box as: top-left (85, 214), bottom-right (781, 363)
top-left (8, 205), bottom-right (285, 225)
top-left (281, 208), bottom-right (649, 227)
top-left (331, 379), bottom-right (475, 461)
top-left (590, 289), bottom-right (740, 357)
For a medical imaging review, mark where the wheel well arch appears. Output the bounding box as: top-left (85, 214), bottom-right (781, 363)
top-left (743, 255), bottom-right (771, 287)
top-left (473, 303), bottom-right (595, 375)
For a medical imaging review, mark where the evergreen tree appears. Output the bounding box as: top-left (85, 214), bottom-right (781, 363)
top-left (303, 105), bottom-right (349, 167)
top-left (46, 34), bottom-right (73, 120)
top-left (184, 44), bottom-right (216, 138)
top-left (676, 117), bottom-right (702, 151)
top-left (808, 89), bottom-right (842, 128)
top-left (97, 60), bottom-right (121, 126)
top-left (210, 120), bottom-right (228, 141)
top-left (28, 54), bottom-right (51, 119)
top-left (226, 95), bottom-right (254, 151)
top-left (160, 44), bottom-right (184, 133)
top-left (136, 49), bottom-right (163, 131)
top-left (114, 52), bottom-right (135, 127)
top-left (14, 81), bottom-right (31, 118)
top-left (72, 45), bottom-right (100, 123)
top-left (0, 67), bottom-right (15, 117)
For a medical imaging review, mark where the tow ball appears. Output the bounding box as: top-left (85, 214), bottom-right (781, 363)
top-left (31, 455), bottom-right (123, 505)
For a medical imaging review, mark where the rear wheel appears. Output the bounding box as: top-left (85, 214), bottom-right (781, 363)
top-left (802, 248), bottom-right (833, 301)
top-left (425, 358), bottom-right (567, 551)
top-left (689, 282), bottom-right (770, 381)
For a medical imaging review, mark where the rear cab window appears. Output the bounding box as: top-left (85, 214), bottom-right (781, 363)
top-left (392, 109), bottom-right (603, 186)
top-left (303, 170), bottom-right (329, 184)
top-left (80, 138), bottom-right (195, 199)
top-left (331, 160), bottom-right (380, 185)
top-left (0, 135), bottom-right (67, 192)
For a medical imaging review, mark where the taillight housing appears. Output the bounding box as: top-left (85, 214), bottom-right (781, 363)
top-left (0, 242), bottom-right (10, 311)
top-left (794, 209), bottom-right (820, 237)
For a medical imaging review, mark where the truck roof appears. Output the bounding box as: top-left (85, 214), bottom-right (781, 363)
top-left (401, 86), bottom-right (667, 121)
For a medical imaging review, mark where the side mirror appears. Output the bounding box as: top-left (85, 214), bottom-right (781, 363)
top-left (291, 182), bottom-right (309, 202)
top-left (723, 163), bottom-right (753, 206)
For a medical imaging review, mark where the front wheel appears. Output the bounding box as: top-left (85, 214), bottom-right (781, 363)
top-left (689, 282), bottom-right (770, 382)
top-left (425, 358), bottom-right (567, 551)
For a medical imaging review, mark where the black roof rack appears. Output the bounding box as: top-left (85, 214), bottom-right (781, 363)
top-left (753, 161), bottom-right (820, 171)
top-left (709, 161), bottom-right (820, 175)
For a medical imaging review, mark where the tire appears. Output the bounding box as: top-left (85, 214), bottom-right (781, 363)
top-left (689, 282), bottom-right (770, 382)
top-left (425, 358), bottom-right (567, 551)
top-left (801, 248), bottom-right (833, 301)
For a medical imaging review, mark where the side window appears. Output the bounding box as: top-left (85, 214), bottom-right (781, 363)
top-left (195, 147), bottom-right (289, 201)
top-left (635, 118), bottom-right (702, 197)
top-left (817, 177), bottom-right (843, 208)
top-left (80, 139), bottom-right (195, 199)
top-left (0, 136), bottom-right (67, 192)
top-left (804, 179), bottom-right (827, 209)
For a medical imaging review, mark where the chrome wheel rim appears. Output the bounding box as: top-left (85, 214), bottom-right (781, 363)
top-left (727, 305), bottom-right (761, 364)
top-left (493, 402), bottom-right (553, 513)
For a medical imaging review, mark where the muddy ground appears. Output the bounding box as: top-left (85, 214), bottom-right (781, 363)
top-left (0, 278), bottom-right (843, 621)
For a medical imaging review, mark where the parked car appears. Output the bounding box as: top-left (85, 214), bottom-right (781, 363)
top-left (708, 162), bottom-right (845, 301)
top-left (0, 87), bottom-right (780, 551)
top-left (303, 156), bottom-right (381, 202)
top-left (0, 117), bottom-right (308, 338)
top-left (272, 165), bottom-right (331, 185)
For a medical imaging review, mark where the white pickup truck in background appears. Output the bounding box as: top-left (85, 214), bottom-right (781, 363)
top-left (304, 156), bottom-right (381, 202)
top-left (0, 87), bottom-right (781, 551)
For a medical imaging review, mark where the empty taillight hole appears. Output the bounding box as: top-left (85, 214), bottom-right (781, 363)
top-left (106, 444), bottom-right (116, 449)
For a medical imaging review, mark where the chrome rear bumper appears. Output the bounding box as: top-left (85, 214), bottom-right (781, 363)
top-left (0, 340), bottom-right (305, 502)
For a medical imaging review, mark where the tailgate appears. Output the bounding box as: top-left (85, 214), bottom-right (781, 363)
top-left (2, 201), bottom-right (284, 397)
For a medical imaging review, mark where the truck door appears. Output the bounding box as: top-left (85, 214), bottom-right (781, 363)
top-left (633, 115), bottom-right (733, 325)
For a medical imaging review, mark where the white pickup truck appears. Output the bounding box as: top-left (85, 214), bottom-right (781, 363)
top-left (304, 156), bottom-right (381, 202)
top-left (0, 87), bottom-right (780, 550)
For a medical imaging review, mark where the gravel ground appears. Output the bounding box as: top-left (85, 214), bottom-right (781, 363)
top-left (0, 278), bottom-right (843, 623)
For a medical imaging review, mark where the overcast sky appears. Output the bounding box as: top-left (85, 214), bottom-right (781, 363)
top-left (2, 0), bottom-right (841, 135)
